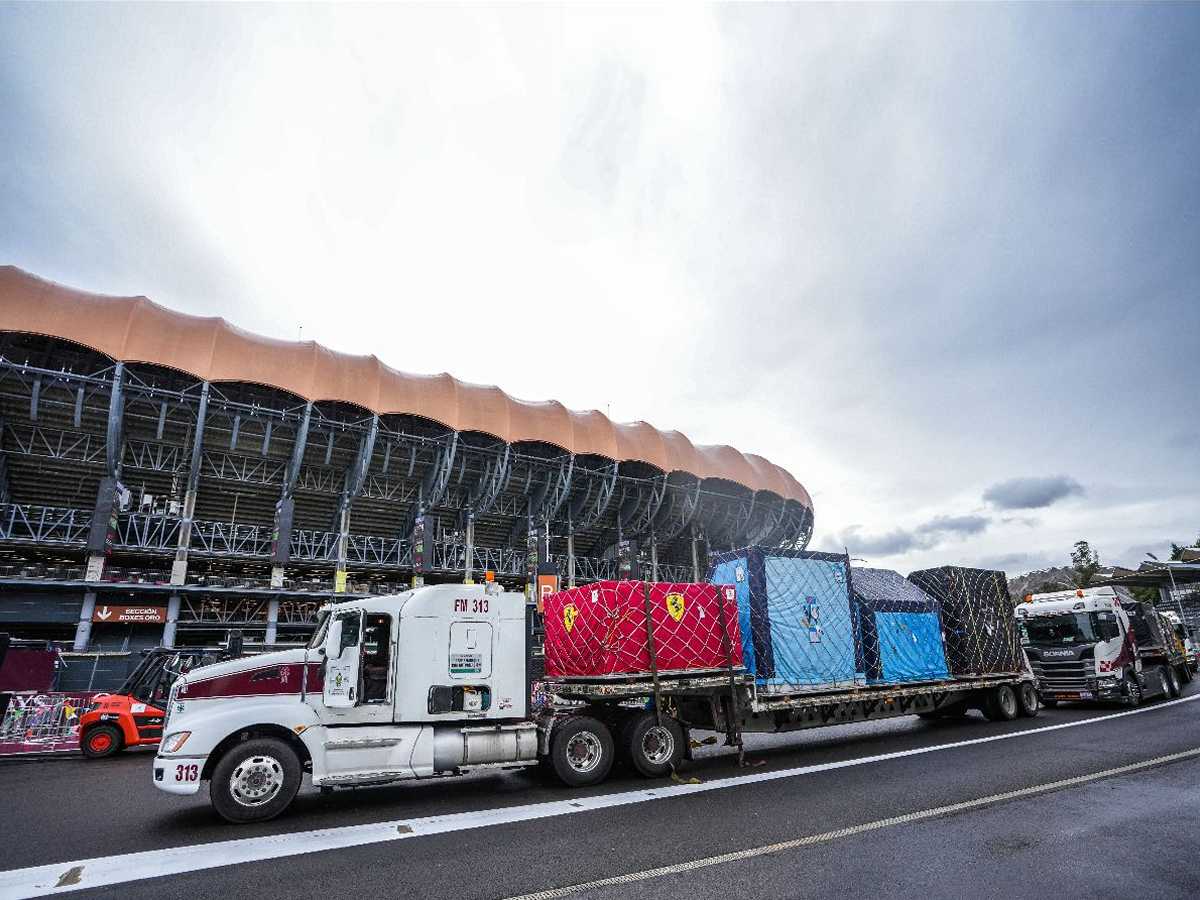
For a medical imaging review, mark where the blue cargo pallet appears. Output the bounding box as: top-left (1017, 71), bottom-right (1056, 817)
top-left (851, 568), bottom-right (950, 684)
top-left (709, 547), bottom-right (861, 693)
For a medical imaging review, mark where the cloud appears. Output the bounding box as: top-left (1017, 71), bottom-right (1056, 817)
top-left (983, 475), bottom-right (1084, 510)
top-left (838, 513), bottom-right (989, 558)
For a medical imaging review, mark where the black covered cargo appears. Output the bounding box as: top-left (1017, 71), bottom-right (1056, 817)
top-left (906, 566), bottom-right (1023, 676)
top-left (1119, 599), bottom-right (1167, 652)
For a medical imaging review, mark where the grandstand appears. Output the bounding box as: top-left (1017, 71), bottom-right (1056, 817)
top-left (0, 266), bottom-right (813, 654)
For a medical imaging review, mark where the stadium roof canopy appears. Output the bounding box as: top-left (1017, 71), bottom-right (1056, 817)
top-left (0, 266), bottom-right (811, 508)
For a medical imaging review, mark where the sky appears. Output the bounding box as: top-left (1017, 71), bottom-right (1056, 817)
top-left (1, 3), bottom-right (1197, 576)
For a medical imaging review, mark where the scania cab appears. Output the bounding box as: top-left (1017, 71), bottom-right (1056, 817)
top-left (1017, 587), bottom-right (1190, 706)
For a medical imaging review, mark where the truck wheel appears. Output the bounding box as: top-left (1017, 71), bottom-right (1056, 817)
top-left (1125, 673), bottom-right (1141, 708)
top-left (1015, 682), bottom-right (1040, 717)
top-left (81, 724), bottom-right (124, 759)
top-left (549, 716), bottom-right (614, 788)
top-left (620, 711), bottom-right (684, 778)
top-left (981, 685), bottom-right (1019, 722)
top-left (1166, 666), bottom-right (1182, 698)
top-left (210, 738), bottom-right (302, 824)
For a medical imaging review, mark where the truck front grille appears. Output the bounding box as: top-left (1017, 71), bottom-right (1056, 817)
top-left (1034, 659), bottom-right (1090, 690)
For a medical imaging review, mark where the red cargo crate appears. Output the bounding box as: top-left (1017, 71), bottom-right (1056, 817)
top-left (543, 581), bottom-right (744, 677)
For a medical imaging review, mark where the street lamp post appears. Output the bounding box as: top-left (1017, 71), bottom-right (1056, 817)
top-left (1146, 552), bottom-right (1186, 622)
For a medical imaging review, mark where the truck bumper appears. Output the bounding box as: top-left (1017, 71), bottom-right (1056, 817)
top-left (153, 755), bottom-right (205, 796)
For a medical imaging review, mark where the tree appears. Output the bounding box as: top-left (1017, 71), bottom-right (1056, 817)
top-left (1070, 540), bottom-right (1101, 588)
top-left (1170, 531), bottom-right (1200, 561)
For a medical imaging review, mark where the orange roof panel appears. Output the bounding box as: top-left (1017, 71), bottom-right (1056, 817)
top-left (0, 266), bottom-right (812, 506)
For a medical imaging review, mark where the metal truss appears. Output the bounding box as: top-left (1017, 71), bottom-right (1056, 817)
top-left (124, 438), bottom-right (185, 474)
top-left (656, 481), bottom-right (703, 542)
top-left (0, 503), bottom-right (91, 545)
top-left (3, 423), bottom-right (106, 466)
top-left (566, 462), bottom-right (619, 532)
top-left (202, 448), bottom-right (288, 487)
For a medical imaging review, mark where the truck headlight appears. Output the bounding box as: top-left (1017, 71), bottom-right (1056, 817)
top-left (1098, 678), bottom-right (1118, 688)
top-left (161, 732), bottom-right (191, 754)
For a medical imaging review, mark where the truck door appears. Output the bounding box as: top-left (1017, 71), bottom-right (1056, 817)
top-left (323, 609), bottom-right (363, 708)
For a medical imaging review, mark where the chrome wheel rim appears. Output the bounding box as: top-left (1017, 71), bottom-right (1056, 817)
top-left (641, 725), bottom-right (675, 764)
top-left (229, 754), bottom-right (284, 807)
top-left (1001, 691), bottom-right (1017, 716)
top-left (564, 732), bottom-right (602, 773)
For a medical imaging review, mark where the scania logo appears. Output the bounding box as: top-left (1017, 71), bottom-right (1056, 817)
top-left (1043, 650), bottom-right (1074, 657)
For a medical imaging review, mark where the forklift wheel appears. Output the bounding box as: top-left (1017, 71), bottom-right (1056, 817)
top-left (81, 724), bottom-right (124, 760)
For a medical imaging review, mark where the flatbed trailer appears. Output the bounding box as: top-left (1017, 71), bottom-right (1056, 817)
top-left (542, 669), bottom-right (1038, 761)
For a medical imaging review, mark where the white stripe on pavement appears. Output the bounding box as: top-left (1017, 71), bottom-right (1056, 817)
top-left (1, 693), bottom-right (1198, 900)
top-left (503, 746), bottom-right (1200, 900)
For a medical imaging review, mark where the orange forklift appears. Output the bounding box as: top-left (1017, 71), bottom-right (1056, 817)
top-left (79, 641), bottom-right (244, 759)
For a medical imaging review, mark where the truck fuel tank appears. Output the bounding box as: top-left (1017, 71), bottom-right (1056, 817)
top-left (432, 722), bottom-right (539, 773)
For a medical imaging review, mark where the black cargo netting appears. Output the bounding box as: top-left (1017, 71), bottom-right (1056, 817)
top-left (907, 566), bottom-right (1024, 677)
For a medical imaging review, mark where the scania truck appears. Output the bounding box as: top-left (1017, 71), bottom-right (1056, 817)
top-left (1017, 587), bottom-right (1191, 707)
top-left (154, 581), bottom-right (1037, 823)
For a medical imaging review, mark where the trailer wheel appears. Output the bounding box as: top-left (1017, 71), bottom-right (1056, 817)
top-left (981, 685), bottom-right (1019, 722)
top-left (1166, 666), bottom-right (1182, 698)
top-left (1015, 682), bottom-right (1040, 718)
top-left (1153, 667), bottom-right (1171, 700)
top-left (620, 711), bottom-right (684, 778)
top-left (549, 716), bottom-right (614, 788)
top-left (81, 724), bottom-right (124, 759)
top-left (209, 738), bottom-right (302, 824)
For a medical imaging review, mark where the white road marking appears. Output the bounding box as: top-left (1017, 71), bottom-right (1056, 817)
top-left (0, 693), bottom-right (1197, 900)
top-left (504, 746), bottom-right (1200, 900)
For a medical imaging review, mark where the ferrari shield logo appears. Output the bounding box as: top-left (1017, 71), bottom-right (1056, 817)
top-left (563, 604), bottom-right (579, 633)
top-left (665, 592), bottom-right (686, 623)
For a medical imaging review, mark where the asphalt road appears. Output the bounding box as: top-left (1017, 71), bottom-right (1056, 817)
top-left (2, 689), bottom-right (1199, 900)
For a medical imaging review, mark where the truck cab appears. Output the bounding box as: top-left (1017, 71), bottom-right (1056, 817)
top-left (153, 583), bottom-right (540, 822)
top-left (1016, 588), bottom-right (1140, 705)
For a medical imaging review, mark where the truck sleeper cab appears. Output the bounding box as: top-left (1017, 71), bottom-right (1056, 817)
top-left (154, 584), bottom-right (539, 822)
top-left (1018, 587), bottom-right (1190, 706)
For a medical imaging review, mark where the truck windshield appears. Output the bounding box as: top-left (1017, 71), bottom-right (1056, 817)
top-left (307, 610), bottom-right (331, 649)
top-left (1025, 612), bottom-right (1120, 645)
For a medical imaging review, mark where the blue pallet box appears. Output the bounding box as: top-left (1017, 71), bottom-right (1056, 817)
top-left (851, 567), bottom-right (950, 684)
top-left (709, 547), bottom-right (861, 692)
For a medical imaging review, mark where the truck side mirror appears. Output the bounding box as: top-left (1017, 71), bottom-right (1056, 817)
top-left (326, 619), bottom-right (344, 661)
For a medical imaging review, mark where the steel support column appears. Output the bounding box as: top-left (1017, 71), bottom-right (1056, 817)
top-left (73, 591), bottom-right (97, 652)
top-left (162, 594), bottom-right (182, 648)
top-left (271, 402), bottom-right (312, 588)
top-left (334, 416), bottom-right (378, 593)
top-left (266, 597), bottom-right (280, 644)
top-left (463, 514), bottom-right (476, 584)
top-left (105, 363), bottom-right (125, 480)
top-left (171, 382), bottom-right (210, 586)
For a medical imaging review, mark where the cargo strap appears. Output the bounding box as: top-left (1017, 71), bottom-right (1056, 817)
top-left (641, 582), bottom-right (700, 784)
top-left (713, 583), bottom-right (755, 767)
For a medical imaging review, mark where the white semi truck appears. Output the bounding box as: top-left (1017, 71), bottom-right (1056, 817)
top-left (155, 581), bottom-right (1038, 823)
top-left (1017, 587), bottom-right (1192, 706)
